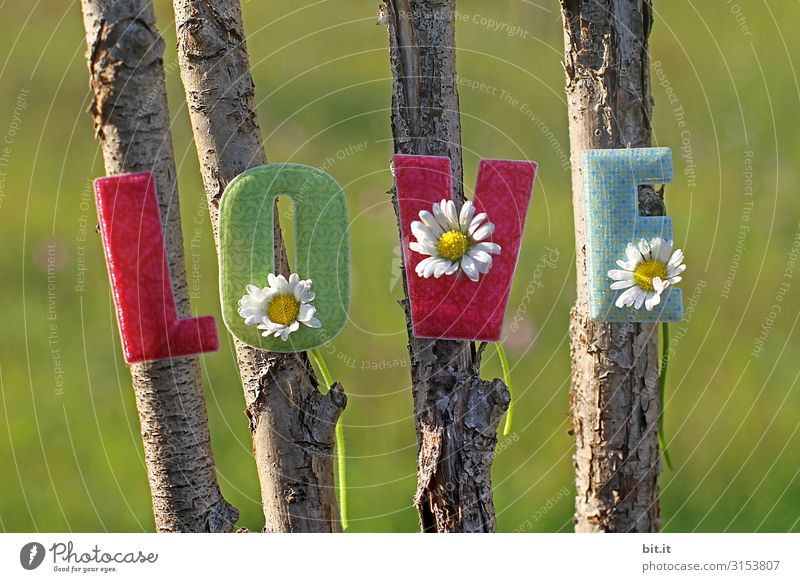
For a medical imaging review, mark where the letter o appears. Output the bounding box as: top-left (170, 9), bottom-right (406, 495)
top-left (219, 163), bottom-right (350, 352)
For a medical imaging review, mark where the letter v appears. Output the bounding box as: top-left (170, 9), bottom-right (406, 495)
top-left (395, 154), bottom-right (536, 341)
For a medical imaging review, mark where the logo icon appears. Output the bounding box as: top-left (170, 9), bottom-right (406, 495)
top-left (20, 542), bottom-right (45, 570)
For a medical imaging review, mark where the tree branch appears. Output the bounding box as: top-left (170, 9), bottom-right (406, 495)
top-left (171, 0), bottom-right (345, 532)
top-left (79, 0), bottom-right (237, 532)
top-left (559, 0), bottom-right (663, 532)
top-left (384, 0), bottom-right (509, 533)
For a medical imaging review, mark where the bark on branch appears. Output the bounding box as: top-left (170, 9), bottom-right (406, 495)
top-left (384, 0), bottom-right (509, 533)
top-left (559, 0), bottom-right (664, 532)
top-left (79, 0), bottom-right (237, 532)
top-left (171, 0), bottom-right (345, 532)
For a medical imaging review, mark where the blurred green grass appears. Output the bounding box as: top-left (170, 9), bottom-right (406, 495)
top-left (0, 0), bottom-right (798, 532)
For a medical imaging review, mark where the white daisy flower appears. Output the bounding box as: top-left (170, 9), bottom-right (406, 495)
top-left (238, 273), bottom-right (321, 341)
top-left (409, 198), bottom-right (501, 282)
top-left (608, 237), bottom-right (686, 311)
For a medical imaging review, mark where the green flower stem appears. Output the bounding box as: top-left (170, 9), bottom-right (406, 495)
top-left (495, 342), bottom-right (513, 436)
top-left (309, 348), bottom-right (348, 530)
top-left (659, 322), bottom-right (673, 470)
top-left (334, 418), bottom-right (347, 529)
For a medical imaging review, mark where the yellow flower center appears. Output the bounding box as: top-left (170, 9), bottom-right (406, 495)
top-left (267, 295), bottom-right (300, 326)
top-left (634, 259), bottom-right (667, 292)
top-left (437, 230), bottom-right (469, 262)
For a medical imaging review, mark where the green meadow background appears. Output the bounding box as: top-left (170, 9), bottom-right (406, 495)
top-left (0, 0), bottom-right (798, 532)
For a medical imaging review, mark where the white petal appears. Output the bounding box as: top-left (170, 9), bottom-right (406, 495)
top-left (238, 295), bottom-right (259, 309)
top-left (239, 287), bottom-right (272, 325)
top-left (666, 275), bottom-right (682, 285)
top-left (468, 249), bottom-right (492, 265)
top-left (239, 312), bottom-right (261, 326)
top-left (667, 263), bottom-right (686, 278)
top-left (415, 257), bottom-right (435, 277)
top-left (424, 258), bottom-right (442, 278)
top-left (658, 239), bottom-right (673, 263)
top-left (288, 321), bottom-right (300, 333)
top-left (616, 259), bottom-right (636, 270)
top-left (634, 287), bottom-right (647, 310)
top-left (274, 274), bottom-right (289, 294)
top-left (459, 201), bottom-right (475, 229)
top-left (284, 283), bottom-right (298, 299)
top-left (639, 238), bottom-right (651, 261)
top-left (445, 262), bottom-right (459, 276)
top-left (409, 241), bottom-right (425, 255)
top-left (296, 279), bottom-right (313, 300)
top-left (649, 238), bottom-right (662, 264)
top-left (434, 260), bottom-right (451, 278)
top-left (626, 243), bottom-right (643, 265)
top-left (645, 291), bottom-right (662, 311)
top-left (468, 213), bottom-right (488, 235)
top-left (608, 269), bottom-right (634, 281)
top-left (652, 276), bottom-right (669, 293)
top-left (418, 210), bottom-right (444, 237)
top-left (239, 299), bottom-right (267, 313)
top-left (651, 276), bottom-right (664, 292)
top-left (615, 286), bottom-right (640, 308)
top-left (259, 320), bottom-right (283, 332)
top-left (468, 248), bottom-right (493, 273)
top-left (432, 201), bottom-right (449, 230)
top-left (631, 288), bottom-right (648, 307)
top-left (411, 221), bottom-right (438, 247)
top-left (303, 317), bottom-right (322, 329)
top-left (413, 220), bottom-right (430, 244)
top-left (472, 222), bottom-right (495, 242)
top-left (297, 303), bottom-right (316, 322)
top-left (668, 249), bottom-right (684, 269)
top-left (473, 241), bottom-right (501, 255)
top-left (443, 199), bottom-right (459, 228)
top-left (460, 255), bottom-right (479, 281)
top-left (293, 281), bottom-right (306, 301)
top-left (267, 273), bottom-right (279, 288)
top-left (610, 280), bottom-right (636, 290)
top-left (417, 242), bottom-right (439, 256)
top-left (259, 321), bottom-right (284, 336)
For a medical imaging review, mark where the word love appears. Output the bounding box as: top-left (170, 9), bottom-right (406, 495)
top-left (93, 148), bottom-right (682, 363)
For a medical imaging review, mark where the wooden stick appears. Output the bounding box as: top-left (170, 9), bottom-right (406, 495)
top-left (171, 0), bottom-right (345, 532)
top-left (384, 0), bottom-right (509, 533)
top-left (79, 0), bottom-right (237, 532)
top-left (559, 0), bottom-right (664, 532)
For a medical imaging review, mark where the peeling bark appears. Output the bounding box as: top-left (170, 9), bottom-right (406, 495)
top-left (171, 0), bottom-right (345, 532)
top-left (559, 0), bottom-right (663, 532)
top-left (79, 0), bottom-right (237, 532)
top-left (383, 0), bottom-right (509, 533)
